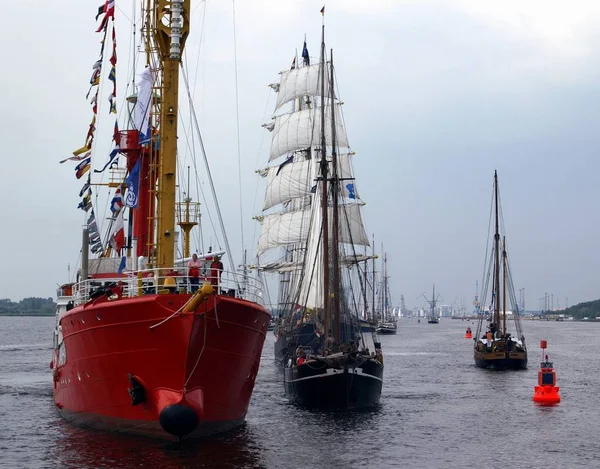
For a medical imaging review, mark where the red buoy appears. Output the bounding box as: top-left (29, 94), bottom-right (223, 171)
top-left (465, 327), bottom-right (472, 339)
top-left (533, 340), bottom-right (560, 405)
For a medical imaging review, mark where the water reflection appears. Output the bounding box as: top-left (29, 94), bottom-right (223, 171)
top-left (49, 422), bottom-right (267, 469)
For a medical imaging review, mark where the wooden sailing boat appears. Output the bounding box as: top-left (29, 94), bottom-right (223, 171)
top-left (473, 171), bottom-right (527, 370)
top-left (51, 0), bottom-right (270, 439)
top-left (256, 25), bottom-right (383, 408)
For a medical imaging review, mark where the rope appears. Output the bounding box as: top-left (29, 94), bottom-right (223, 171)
top-left (149, 302), bottom-right (188, 330)
top-left (213, 295), bottom-right (220, 329)
top-left (180, 63), bottom-right (240, 290)
top-left (232, 0), bottom-right (245, 262)
top-left (184, 308), bottom-right (208, 389)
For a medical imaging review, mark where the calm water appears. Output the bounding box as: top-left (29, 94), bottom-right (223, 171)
top-left (0, 316), bottom-right (598, 468)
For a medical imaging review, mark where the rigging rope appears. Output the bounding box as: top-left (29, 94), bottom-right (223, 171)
top-left (180, 63), bottom-right (240, 289)
top-left (232, 0), bottom-right (246, 267)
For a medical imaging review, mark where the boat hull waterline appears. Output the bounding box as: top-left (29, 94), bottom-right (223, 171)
top-left (52, 293), bottom-right (270, 439)
top-left (376, 324), bottom-right (397, 335)
top-left (284, 357), bottom-right (383, 409)
top-left (474, 351), bottom-right (527, 370)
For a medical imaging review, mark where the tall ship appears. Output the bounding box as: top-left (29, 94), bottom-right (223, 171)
top-left (254, 22), bottom-right (383, 408)
top-left (51, 0), bottom-right (270, 439)
top-left (473, 171), bottom-right (527, 370)
top-left (424, 284), bottom-right (440, 324)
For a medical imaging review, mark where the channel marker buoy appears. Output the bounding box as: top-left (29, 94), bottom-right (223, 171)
top-left (532, 340), bottom-right (560, 406)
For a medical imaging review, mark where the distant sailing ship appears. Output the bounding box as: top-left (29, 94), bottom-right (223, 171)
top-left (473, 171), bottom-right (527, 370)
top-left (255, 25), bottom-right (383, 408)
top-left (376, 253), bottom-right (397, 335)
top-left (424, 285), bottom-right (440, 324)
top-left (51, 1), bottom-right (270, 439)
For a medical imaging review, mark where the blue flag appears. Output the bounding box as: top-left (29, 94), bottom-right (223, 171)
top-left (125, 159), bottom-right (141, 208)
top-left (276, 154), bottom-right (294, 175)
top-left (345, 183), bottom-right (356, 199)
top-left (302, 40), bottom-right (310, 66)
top-left (94, 147), bottom-right (120, 173)
top-left (117, 256), bottom-right (127, 274)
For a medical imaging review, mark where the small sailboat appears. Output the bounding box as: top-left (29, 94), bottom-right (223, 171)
top-left (255, 24), bottom-right (383, 408)
top-left (473, 171), bottom-right (527, 370)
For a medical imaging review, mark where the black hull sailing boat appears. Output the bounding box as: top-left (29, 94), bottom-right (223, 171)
top-left (473, 171), bottom-right (527, 370)
top-left (255, 22), bottom-right (383, 408)
top-left (284, 354), bottom-right (383, 408)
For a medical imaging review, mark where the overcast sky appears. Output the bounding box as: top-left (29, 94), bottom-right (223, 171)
top-left (2, 0), bottom-right (598, 310)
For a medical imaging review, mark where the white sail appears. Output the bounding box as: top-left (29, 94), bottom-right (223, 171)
top-left (338, 203), bottom-right (370, 246)
top-left (296, 189), bottom-right (324, 310)
top-left (267, 105), bottom-right (349, 161)
top-left (262, 159), bottom-right (313, 211)
top-left (257, 203), bottom-right (369, 256)
top-left (275, 64), bottom-right (331, 111)
top-left (257, 209), bottom-right (311, 256)
top-left (261, 153), bottom-right (355, 210)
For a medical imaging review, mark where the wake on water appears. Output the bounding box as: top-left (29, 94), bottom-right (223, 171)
top-left (0, 343), bottom-right (51, 352)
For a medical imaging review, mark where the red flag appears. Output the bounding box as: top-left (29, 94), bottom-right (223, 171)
top-left (96, 1), bottom-right (115, 32)
top-left (113, 120), bottom-right (120, 143)
top-left (109, 209), bottom-right (125, 254)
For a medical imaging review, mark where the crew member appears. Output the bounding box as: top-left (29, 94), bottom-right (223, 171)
top-left (210, 254), bottom-right (224, 288)
top-left (188, 253), bottom-right (202, 293)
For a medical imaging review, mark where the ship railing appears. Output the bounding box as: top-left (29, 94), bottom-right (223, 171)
top-left (71, 267), bottom-right (266, 306)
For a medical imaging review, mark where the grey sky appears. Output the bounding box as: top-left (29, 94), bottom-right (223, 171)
top-left (2, 0), bottom-right (598, 310)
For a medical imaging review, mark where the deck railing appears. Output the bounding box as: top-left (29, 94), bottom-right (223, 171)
top-left (71, 267), bottom-right (265, 306)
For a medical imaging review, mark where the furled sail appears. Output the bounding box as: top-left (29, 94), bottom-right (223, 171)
top-left (255, 253), bottom-right (375, 273)
top-left (261, 153), bottom-right (355, 210)
top-left (267, 105), bottom-right (349, 161)
top-left (257, 203), bottom-right (369, 256)
top-left (274, 63), bottom-right (332, 111)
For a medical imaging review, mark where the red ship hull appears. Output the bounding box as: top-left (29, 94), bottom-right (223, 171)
top-left (52, 293), bottom-right (270, 439)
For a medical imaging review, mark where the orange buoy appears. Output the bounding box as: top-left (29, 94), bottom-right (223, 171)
top-left (533, 340), bottom-right (560, 406)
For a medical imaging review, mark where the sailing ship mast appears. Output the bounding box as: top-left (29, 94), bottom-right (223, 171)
top-left (154, 0), bottom-right (189, 270)
top-left (493, 169), bottom-right (501, 335)
top-left (502, 236), bottom-right (507, 336)
top-left (329, 48), bottom-right (342, 343)
top-left (383, 253), bottom-right (388, 321)
top-left (319, 24), bottom-right (331, 340)
top-left (431, 284), bottom-right (436, 318)
top-left (372, 235), bottom-right (376, 321)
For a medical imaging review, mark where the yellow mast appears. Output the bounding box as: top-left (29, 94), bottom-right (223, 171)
top-left (153, 0), bottom-right (190, 270)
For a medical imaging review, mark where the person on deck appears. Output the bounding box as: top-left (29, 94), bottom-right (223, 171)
top-left (188, 253), bottom-right (202, 293)
top-left (210, 255), bottom-right (224, 289)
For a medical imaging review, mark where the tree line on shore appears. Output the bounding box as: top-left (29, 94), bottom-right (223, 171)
top-left (0, 297), bottom-right (56, 316)
top-left (558, 299), bottom-right (600, 320)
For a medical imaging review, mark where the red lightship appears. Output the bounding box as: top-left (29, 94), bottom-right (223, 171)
top-left (52, 0), bottom-right (270, 439)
